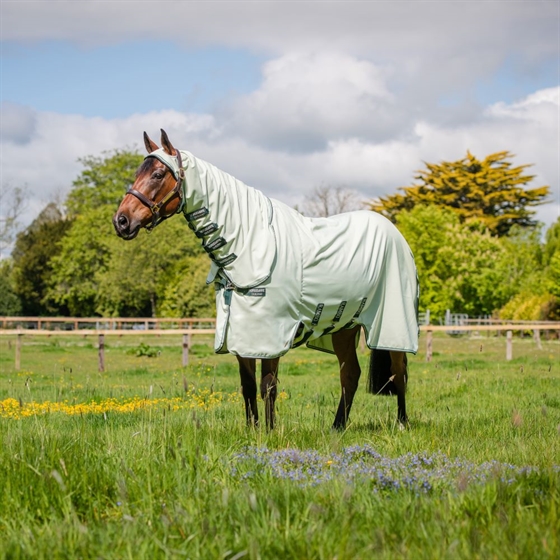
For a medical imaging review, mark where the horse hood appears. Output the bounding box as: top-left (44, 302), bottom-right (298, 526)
top-left (148, 148), bottom-right (276, 289)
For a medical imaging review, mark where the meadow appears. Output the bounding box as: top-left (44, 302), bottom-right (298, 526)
top-left (0, 331), bottom-right (558, 559)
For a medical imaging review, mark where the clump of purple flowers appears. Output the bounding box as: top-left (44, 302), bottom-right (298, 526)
top-left (231, 444), bottom-right (556, 492)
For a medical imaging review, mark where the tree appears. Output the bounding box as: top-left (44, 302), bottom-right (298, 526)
top-left (0, 183), bottom-right (28, 258)
top-left (543, 216), bottom-right (560, 265)
top-left (65, 150), bottom-right (144, 217)
top-left (47, 204), bottom-right (215, 317)
top-left (45, 206), bottom-right (114, 316)
top-left (0, 260), bottom-right (22, 316)
top-left (158, 256), bottom-right (216, 318)
top-left (543, 218), bottom-right (560, 304)
top-left (396, 205), bottom-right (509, 319)
top-left (499, 218), bottom-right (560, 320)
top-left (371, 151), bottom-right (550, 236)
top-left (11, 203), bottom-right (72, 316)
top-left (300, 185), bottom-right (363, 217)
top-left (95, 217), bottom-right (213, 318)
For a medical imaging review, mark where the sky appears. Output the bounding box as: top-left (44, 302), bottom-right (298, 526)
top-left (1, 0), bottom-right (559, 236)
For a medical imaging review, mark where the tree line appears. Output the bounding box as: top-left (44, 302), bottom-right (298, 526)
top-left (0, 149), bottom-right (558, 322)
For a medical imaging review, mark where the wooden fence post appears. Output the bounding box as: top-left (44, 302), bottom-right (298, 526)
top-left (15, 332), bottom-right (22, 370)
top-left (506, 330), bottom-right (513, 361)
top-left (426, 330), bottom-right (433, 362)
top-left (98, 334), bottom-right (105, 372)
top-left (182, 333), bottom-right (191, 367)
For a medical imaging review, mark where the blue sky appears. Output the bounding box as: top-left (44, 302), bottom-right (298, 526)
top-left (4, 39), bottom-right (557, 118)
top-left (2, 41), bottom-right (265, 117)
top-left (1, 0), bottom-right (558, 234)
top-left (465, 56), bottom-right (557, 107)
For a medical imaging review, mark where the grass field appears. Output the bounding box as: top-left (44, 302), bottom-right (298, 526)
top-left (0, 331), bottom-right (559, 559)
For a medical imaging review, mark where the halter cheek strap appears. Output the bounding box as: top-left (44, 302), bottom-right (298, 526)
top-left (127, 150), bottom-right (186, 231)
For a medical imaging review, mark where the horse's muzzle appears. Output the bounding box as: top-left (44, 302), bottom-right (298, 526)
top-left (113, 212), bottom-right (139, 240)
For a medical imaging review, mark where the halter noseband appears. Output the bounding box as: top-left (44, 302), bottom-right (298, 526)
top-left (127, 150), bottom-right (186, 231)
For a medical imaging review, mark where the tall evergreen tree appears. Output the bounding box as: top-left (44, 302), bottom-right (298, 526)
top-left (371, 151), bottom-right (550, 236)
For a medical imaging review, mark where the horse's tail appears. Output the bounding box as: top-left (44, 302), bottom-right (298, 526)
top-left (367, 349), bottom-right (398, 395)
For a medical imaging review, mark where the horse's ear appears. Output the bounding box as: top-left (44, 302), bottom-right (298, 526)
top-left (144, 132), bottom-right (159, 154)
top-left (160, 129), bottom-right (177, 156)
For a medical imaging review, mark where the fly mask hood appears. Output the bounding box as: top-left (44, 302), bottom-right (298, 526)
top-left (144, 147), bottom-right (278, 290)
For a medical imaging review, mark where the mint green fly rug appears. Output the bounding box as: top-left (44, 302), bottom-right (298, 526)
top-left (148, 148), bottom-right (419, 359)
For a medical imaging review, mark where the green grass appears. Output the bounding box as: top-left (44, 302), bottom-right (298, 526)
top-left (0, 332), bottom-right (559, 559)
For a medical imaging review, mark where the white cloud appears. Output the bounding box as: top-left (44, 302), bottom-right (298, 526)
top-left (220, 52), bottom-right (405, 152)
top-left (487, 87), bottom-right (559, 123)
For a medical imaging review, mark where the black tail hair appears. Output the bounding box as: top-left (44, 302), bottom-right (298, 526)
top-left (367, 349), bottom-right (403, 396)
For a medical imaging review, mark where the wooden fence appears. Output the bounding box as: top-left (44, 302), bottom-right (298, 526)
top-left (0, 329), bottom-right (213, 372)
top-left (1, 318), bottom-right (559, 372)
top-left (420, 323), bottom-right (560, 362)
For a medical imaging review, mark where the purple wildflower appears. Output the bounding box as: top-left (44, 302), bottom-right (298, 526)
top-left (230, 445), bottom-right (556, 493)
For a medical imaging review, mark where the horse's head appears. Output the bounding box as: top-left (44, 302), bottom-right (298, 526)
top-left (113, 129), bottom-right (185, 240)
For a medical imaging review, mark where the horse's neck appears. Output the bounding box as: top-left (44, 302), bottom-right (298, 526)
top-left (182, 151), bottom-right (276, 288)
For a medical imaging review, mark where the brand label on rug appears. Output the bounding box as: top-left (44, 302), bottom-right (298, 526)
top-left (312, 303), bottom-right (324, 326)
top-left (195, 222), bottom-right (219, 238)
top-left (333, 301), bottom-right (347, 322)
top-left (216, 253), bottom-right (237, 267)
top-left (204, 237), bottom-right (227, 252)
top-left (245, 288), bottom-right (266, 297)
top-left (354, 297), bottom-right (367, 317)
top-left (186, 207), bottom-right (209, 221)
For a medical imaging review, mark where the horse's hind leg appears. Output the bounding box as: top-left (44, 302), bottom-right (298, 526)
top-left (389, 351), bottom-right (408, 425)
top-left (237, 356), bottom-right (259, 426)
top-left (332, 326), bottom-right (362, 430)
top-left (261, 358), bottom-right (279, 430)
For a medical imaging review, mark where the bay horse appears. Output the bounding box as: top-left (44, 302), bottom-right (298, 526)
top-left (113, 130), bottom-right (419, 430)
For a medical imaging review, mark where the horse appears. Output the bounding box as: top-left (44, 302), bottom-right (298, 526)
top-left (113, 130), bottom-right (419, 430)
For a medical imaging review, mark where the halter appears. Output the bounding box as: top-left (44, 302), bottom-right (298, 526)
top-left (127, 150), bottom-right (186, 231)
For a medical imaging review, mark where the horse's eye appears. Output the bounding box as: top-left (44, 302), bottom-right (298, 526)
top-left (152, 171), bottom-right (164, 180)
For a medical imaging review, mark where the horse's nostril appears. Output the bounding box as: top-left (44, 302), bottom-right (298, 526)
top-left (117, 214), bottom-right (128, 228)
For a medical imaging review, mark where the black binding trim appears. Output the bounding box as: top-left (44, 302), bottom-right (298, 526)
top-left (292, 329), bottom-right (314, 349)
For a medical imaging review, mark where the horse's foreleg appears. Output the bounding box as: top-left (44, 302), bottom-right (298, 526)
top-left (237, 356), bottom-right (259, 426)
top-left (332, 326), bottom-right (362, 430)
top-left (389, 351), bottom-right (408, 425)
top-left (261, 358), bottom-right (279, 430)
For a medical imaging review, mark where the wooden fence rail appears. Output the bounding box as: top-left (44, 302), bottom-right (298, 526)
top-left (0, 316), bottom-right (216, 330)
top-left (1, 322), bottom-right (558, 371)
